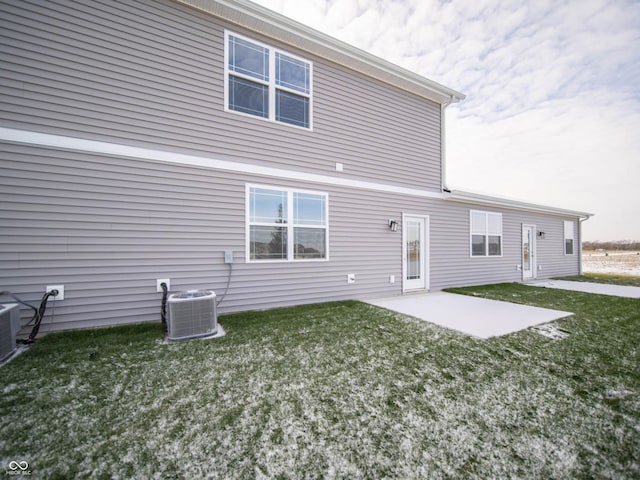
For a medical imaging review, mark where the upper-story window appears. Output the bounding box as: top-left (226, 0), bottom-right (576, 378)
top-left (564, 220), bottom-right (575, 255)
top-left (225, 31), bottom-right (312, 129)
top-left (470, 210), bottom-right (502, 257)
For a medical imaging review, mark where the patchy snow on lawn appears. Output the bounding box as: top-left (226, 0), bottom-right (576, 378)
top-left (583, 252), bottom-right (640, 276)
top-left (604, 388), bottom-right (635, 400)
top-left (1, 301), bottom-right (638, 479)
top-left (531, 323), bottom-right (570, 340)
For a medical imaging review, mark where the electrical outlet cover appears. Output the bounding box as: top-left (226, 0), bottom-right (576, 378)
top-left (157, 279), bottom-right (170, 292)
top-left (46, 285), bottom-right (65, 301)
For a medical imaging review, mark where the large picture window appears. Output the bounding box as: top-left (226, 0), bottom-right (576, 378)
top-left (564, 220), bottom-right (575, 255)
top-left (247, 185), bottom-right (327, 261)
top-left (471, 210), bottom-right (502, 257)
top-left (226, 32), bottom-right (312, 129)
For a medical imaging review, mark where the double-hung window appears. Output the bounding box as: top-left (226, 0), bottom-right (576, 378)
top-left (471, 210), bottom-right (502, 256)
top-left (564, 220), bottom-right (575, 255)
top-left (226, 31), bottom-right (312, 129)
top-left (247, 185), bottom-right (327, 261)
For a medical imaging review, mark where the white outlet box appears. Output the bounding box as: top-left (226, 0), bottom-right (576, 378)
top-left (46, 285), bottom-right (64, 301)
top-left (347, 273), bottom-right (355, 284)
top-left (157, 279), bottom-right (170, 292)
top-left (389, 275), bottom-right (395, 284)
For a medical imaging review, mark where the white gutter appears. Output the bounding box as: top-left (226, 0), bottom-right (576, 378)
top-left (444, 189), bottom-right (594, 219)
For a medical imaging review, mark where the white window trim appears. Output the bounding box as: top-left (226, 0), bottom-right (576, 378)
top-left (224, 30), bottom-right (313, 130)
top-left (245, 184), bottom-right (328, 263)
top-left (470, 210), bottom-right (503, 257)
top-left (564, 220), bottom-right (575, 256)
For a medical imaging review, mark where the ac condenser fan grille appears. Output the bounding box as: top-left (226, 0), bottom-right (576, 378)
top-left (167, 290), bottom-right (217, 341)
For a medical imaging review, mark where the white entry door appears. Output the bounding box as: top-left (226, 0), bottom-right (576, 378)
top-left (403, 215), bottom-right (429, 292)
top-left (522, 225), bottom-right (536, 280)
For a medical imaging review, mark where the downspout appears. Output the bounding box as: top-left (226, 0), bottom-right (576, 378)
top-left (578, 214), bottom-right (593, 275)
top-left (440, 95), bottom-right (457, 193)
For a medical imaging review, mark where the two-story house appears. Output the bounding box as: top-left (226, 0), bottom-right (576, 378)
top-left (0, 0), bottom-right (591, 332)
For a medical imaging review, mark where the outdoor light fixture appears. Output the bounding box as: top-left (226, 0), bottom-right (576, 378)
top-left (538, 231), bottom-right (546, 239)
top-left (388, 219), bottom-right (398, 232)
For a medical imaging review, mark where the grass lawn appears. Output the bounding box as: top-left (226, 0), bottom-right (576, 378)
top-left (558, 272), bottom-right (640, 287)
top-left (1, 283), bottom-right (639, 479)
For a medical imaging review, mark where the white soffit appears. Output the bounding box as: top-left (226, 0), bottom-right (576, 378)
top-left (445, 189), bottom-right (594, 219)
top-left (174, 0), bottom-right (465, 105)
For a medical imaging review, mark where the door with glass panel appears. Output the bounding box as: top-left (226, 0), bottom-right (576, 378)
top-left (522, 225), bottom-right (536, 280)
top-left (403, 215), bottom-right (429, 292)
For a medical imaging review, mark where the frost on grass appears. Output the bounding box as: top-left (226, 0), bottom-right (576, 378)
top-left (531, 323), bottom-right (570, 340)
top-left (604, 388), bottom-right (635, 400)
top-left (1, 301), bottom-right (639, 479)
top-left (583, 252), bottom-right (640, 276)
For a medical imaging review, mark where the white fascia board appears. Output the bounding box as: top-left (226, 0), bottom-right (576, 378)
top-left (0, 127), bottom-right (444, 200)
top-left (174, 0), bottom-right (465, 105)
top-left (445, 189), bottom-right (594, 219)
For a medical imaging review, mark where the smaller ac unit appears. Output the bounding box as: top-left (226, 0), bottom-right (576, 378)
top-left (167, 290), bottom-right (217, 341)
top-left (0, 303), bottom-right (22, 363)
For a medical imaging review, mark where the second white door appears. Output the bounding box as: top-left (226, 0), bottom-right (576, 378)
top-left (403, 215), bottom-right (429, 292)
top-left (522, 224), bottom-right (536, 280)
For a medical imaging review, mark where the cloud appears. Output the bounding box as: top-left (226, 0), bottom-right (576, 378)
top-left (251, 0), bottom-right (640, 239)
top-left (447, 91), bottom-right (640, 239)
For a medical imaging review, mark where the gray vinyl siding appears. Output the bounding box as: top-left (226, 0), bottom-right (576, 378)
top-left (1, 0), bottom-right (584, 334)
top-left (2, 144), bottom-right (581, 333)
top-left (430, 201), bottom-right (581, 289)
top-left (0, 0), bottom-right (442, 192)
top-left (0, 145), bottom-right (409, 331)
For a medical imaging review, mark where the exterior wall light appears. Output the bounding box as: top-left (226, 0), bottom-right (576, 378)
top-left (538, 231), bottom-right (545, 239)
top-left (388, 219), bottom-right (398, 232)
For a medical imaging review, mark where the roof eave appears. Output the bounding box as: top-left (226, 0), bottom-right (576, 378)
top-left (444, 189), bottom-right (594, 219)
top-left (174, 0), bottom-right (465, 105)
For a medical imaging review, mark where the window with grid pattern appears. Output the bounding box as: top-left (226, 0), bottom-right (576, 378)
top-left (248, 186), bottom-right (327, 261)
top-left (226, 32), bottom-right (312, 129)
top-left (564, 221), bottom-right (575, 255)
top-left (471, 210), bottom-right (502, 257)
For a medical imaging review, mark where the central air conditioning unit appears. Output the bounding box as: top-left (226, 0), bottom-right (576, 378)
top-left (167, 290), bottom-right (217, 341)
top-left (0, 303), bottom-right (22, 363)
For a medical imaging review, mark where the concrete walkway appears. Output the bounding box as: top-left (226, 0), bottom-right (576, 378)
top-left (530, 280), bottom-right (640, 298)
top-left (366, 292), bottom-right (573, 339)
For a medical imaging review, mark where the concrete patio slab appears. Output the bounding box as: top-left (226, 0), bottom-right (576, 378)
top-left (366, 292), bottom-right (573, 339)
top-left (530, 280), bottom-right (640, 298)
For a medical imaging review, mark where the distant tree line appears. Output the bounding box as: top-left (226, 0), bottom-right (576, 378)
top-left (583, 240), bottom-right (640, 251)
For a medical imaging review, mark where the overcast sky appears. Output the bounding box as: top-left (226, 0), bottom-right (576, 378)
top-left (252, 0), bottom-right (640, 241)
